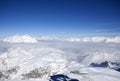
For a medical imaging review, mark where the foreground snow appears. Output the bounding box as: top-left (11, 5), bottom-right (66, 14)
top-left (0, 35), bottom-right (120, 81)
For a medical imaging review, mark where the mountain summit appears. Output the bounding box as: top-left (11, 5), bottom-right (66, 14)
top-left (3, 34), bottom-right (38, 43)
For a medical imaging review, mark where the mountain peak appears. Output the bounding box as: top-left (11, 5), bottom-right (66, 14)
top-left (3, 34), bottom-right (38, 43)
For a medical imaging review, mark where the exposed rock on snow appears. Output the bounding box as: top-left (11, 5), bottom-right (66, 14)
top-left (90, 61), bottom-right (109, 67)
top-left (49, 74), bottom-right (79, 81)
top-left (22, 67), bottom-right (50, 79)
top-left (0, 46), bottom-right (67, 79)
top-left (0, 38), bottom-right (120, 81)
top-left (82, 52), bottom-right (120, 72)
top-left (82, 52), bottom-right (120, 65)
top-left (3, 34), bottom-right (38, 43)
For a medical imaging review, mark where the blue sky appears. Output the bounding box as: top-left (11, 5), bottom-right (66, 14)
top-left (0, 0), bottom-right (120, 37)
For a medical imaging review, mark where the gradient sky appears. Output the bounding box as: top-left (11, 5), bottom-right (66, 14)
top-left (0, 0), bottom-right (120, 37)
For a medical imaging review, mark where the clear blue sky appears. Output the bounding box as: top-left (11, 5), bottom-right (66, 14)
top-left (0, 0), bottom-right (120, 37)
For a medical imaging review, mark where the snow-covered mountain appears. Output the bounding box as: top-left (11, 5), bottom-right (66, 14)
top-left (2, 34), bottom-right (120, 43)
top-left (37, 36), bottom-right (120, 43)
top-left (0, 34), bottom-right (120, 81)
top-left (2, 34), bottom-right (38, 43)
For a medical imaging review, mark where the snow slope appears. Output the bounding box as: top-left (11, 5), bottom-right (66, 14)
top-left (0, 45), bottom-right (67, 79)
top-left (0, 34), bottom-right (120, 81)
top-left (82, 51), bottom-right (120, 66)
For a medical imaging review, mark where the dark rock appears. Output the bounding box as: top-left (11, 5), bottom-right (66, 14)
top-left (90, 61), bottom-right (120, 72)
top-left (49, 74), bottom-right (79, 81)
top-left (116, 68), bottom-right (120, 72)
top-left (90, 61), bottom-right (108, 67)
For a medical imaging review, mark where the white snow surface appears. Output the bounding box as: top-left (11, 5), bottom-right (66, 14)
top-left (82, 51), bottom-right (120, 66)
top-left (2, 34), bottom-right (120, 43)
top-left (3, 34), bottom-right (38, 43)
top-left (0, 34), bottom-right (120, 81)
top-left (0, 45), bottom-right (67, 79)
top-left (37, 36), bottom-right (120, 43)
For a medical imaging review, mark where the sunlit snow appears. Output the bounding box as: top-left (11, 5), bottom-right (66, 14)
top-left (0, 34), bottom-right (120, 81)
top-left (3, 34), bottom-right (38, 43)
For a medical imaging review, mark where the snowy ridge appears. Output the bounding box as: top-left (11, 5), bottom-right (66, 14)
top-left (82, 52), bottom-right (120, 66)
top-left (80, 36), bottom-right (120, 43)
top-left (0, 34), bottom-right (120, 81)
top-left (0, 46), bottom-right (67, 79)
top-left (2, 34), bottom-right (120, 43)
top-left (37, 36), bottom-right (120, 43)
top-left (3, 34), bottom-right (38, 43)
